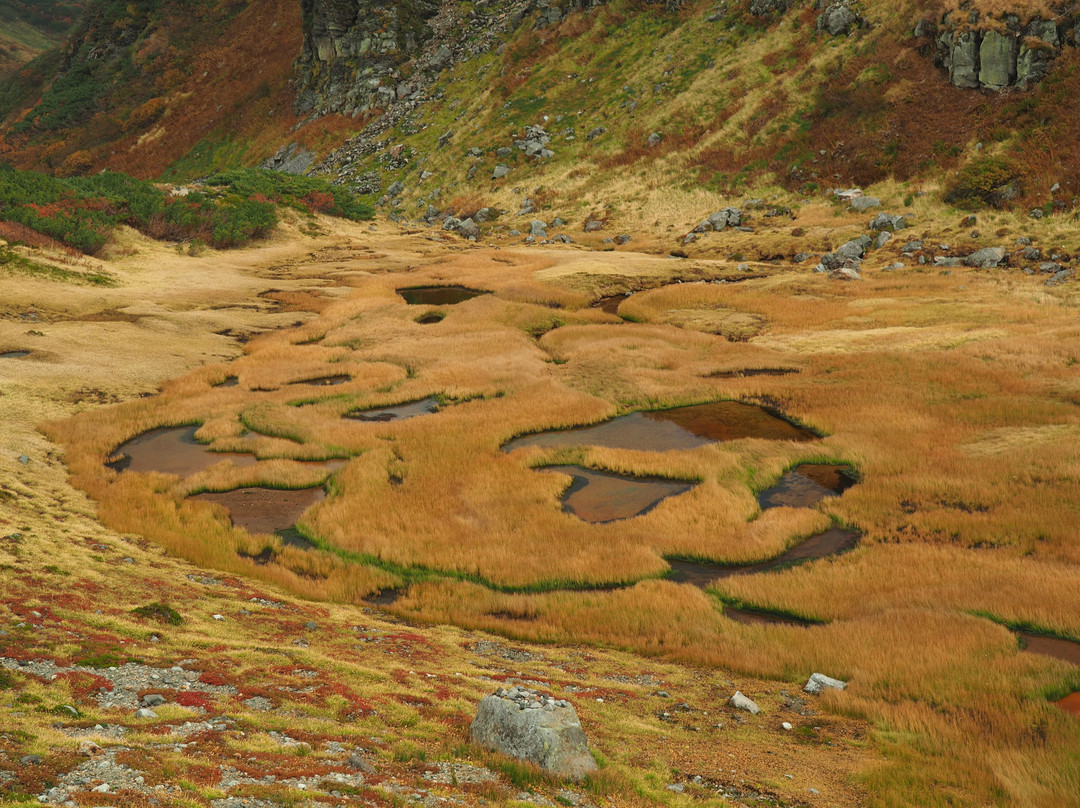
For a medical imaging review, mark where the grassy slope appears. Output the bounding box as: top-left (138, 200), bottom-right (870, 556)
top-left (326, 0), bottom-right (1080, 240)
top-left (0, 219), bottom-right (880, 808)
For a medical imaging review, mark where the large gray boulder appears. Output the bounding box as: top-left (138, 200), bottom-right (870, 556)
top-left (470, 687), bottom-right (598, 779)
top-left (804, 673), bottom-right (847, 694)
top-left (816, 2), bottom-right (860, 36)
top-left (964, 247), bottom-right (1008, 268)
top-left (979, 31), bottom-right (1018, 90)
top-left (950, 31), bottom-right (981, 89)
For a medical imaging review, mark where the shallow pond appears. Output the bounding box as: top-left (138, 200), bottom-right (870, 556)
top-left (1056, 692), bottom-right (1080, 717)
top-left (666, 527), bottom-right (861, 587)
top-left (415, 313), bottom-right (445, 324)
top-left (345, 397), bottom-right (440, 422)
top-left (398, 286), bottom-right (489, 305)
top-left (107, 426), bottom-right (258, 476)
top-left (0, 350), bottom-right (30, 359)
top-left (1019, 632), bottom-right (1080, 667)
top-left (707, 368), bottom-right (799, 379)
top-left (541, 465), bottom-right (694, 522)
top-left (191, 486), bottom-right (325, 535)
top-left (214, 376), bottom-right (239, 388)
top-left (758, 464), bottom-right (857, 509)
top-left (593, 294), bottom-right (630, 315)
top-left (503, 401), bottom-right (817, 453)
top-left (294, 374), bottom-right (351, 386)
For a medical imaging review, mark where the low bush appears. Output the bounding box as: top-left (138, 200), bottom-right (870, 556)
top-left (130, 602), bottom-right (184, 625)
top-left (0, 165), bottom-right (370, 254)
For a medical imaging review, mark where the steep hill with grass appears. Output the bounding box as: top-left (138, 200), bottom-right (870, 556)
top-left (0, 0), bottom-right (85, 74)
top-left (5, 0), bottom-right (1080, 236)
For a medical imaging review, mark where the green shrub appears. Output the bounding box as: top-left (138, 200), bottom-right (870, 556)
top-left (130, 602), bottom-right (183, 625)
top-left (943, 158), bottom-right (1021, 210)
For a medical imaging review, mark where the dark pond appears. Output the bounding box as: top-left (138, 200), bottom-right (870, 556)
top-left (294, 375), bottom-right (351, 386)
top-left (666, 527), bottom-right (861, 587)
top-left (503, 400), bottom-right (817, 453)
top-left (214, 376), bottom-right (239, 388)
top-left (1019, 632), bottom-right (1080, 667)
top-left (0, 351), bottom-right (30, 359)
top-left (398, 286), bottom-right (489, 305)
top-left (707, 368), bottom-right (799, 379)
top-left (416, 313), bottom-right (445, 324)
top-left (593, 294), bottom-right (630, 315)
top-left (724, 607), bottom-right (816, 627)
top-left (190, 486), bottom-right (325, 535)
top-left (758, 464), bottom-right (857, 509)
top-left (107, 426), bottom-right (258, 476)
top-left (345, 397), bottom-right (439, 422)
top-left (540, 465), bottom-right (694, 523)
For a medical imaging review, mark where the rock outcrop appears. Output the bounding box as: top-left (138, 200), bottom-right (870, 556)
top-left (470, 686), bottom-right (598, 779)
top-left (918, 13), bottom-right (1075, 91)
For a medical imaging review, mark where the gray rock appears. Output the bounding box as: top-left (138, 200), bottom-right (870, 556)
top-left (750, 0), bottom-right (794, 16)
top-left (583, 220), bottom-right (604, 232)
top-left (869, 213), bottom-right (907, 231)
top-left (474, 207), bottom-right (491, 223)
top-left (20, 755), bottom-right (42, 765)
top-left (496, 147), bottom-right (513, 159)
top-left (467, 147), bottom-right (484, 158)
top-left (817, 2), bottom-right (859, 36)
top-left (1016, 236), bottom-right (1032, 246)
top-left (1046, 268), bottom-right (1072, 286)
top-left (437, 130), bottom-right (454, 148)
top-left (551, 217), bottom-right (566, 227)
top-left (243, 696), bottom-right (273, 711)
top-left (804, 673), bottom-right (847, 694)
top-left (346, 753), bottom-right (376, 774)
top-left (730, 691), bottom-right (760, 714)
top-left (979, 31), bottom-right (1018, 90)
top-left (950, 31), bottom-right (981, 89)
top-left (614, 235), bottom-right (631, 245)
top-left (551, 234), bottom-right (574, 244)
top-left (529, 220), bottom-right (548, 236)
top-left (18, 455), bottom-right (29, 464)
top-left (837, 235), bottom-right (871, 261)
top-left (901, 239), bottom-right (924, 253)
top-left (1020, 246), bottom-right (1041, 261)
top-left (492, 165), bottom-right (511, 180)
top-left (141, 694), bottom-right (166, 707)
top-left (793, 252), bottom-right (811, 263)
top-left (849, 196), bottom-right (881, 212)
top-left (387, 180), bottom-right (405, 197)
top-left (874, 231), bottom-right (892, 250)
top-left (829, 265), bottom-right (863, 281)
top-left (470, 687), bottom-right (597, 779)
top-left (964, 247), bottom-right (1007, 268)
top-left (646, 132), bottom-right (663, 147)
top-left (134, 708), bottom-right (157, 719)
top-left (586, 127), bottom-right (606, 141)
top-left (458, 218), bottom-right (480, 239)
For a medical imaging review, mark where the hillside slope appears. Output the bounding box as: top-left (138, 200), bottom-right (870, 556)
top-left (0, 0), bottom-right (85, 74)
top-left (3, 0), bottom-right (1080, 237)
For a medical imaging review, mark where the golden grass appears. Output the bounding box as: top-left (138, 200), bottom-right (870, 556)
top-left (16, 210), bottom-right (1080, 807)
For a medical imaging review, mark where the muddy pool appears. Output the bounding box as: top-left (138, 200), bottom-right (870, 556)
top-left (191, 486), bottom-right (325, 535)
top-left (345, 397), bottom-right (440, 422)
top-left (398, 286), bottom-right (489, 305)
top-left (503, 401), bottom-right (817, 453)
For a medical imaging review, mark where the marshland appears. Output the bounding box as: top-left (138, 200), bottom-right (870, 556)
top-left (3, 202), bottom-right (1068, 805)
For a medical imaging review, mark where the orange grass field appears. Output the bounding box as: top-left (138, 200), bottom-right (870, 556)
top-left (34, 217), bottom-right (1080, 806)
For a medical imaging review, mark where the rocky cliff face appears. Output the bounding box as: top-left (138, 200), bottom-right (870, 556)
top-left (918, 11), bottom-right (1077, 91)
top-left (294, 0), bottom-right (615, 117)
